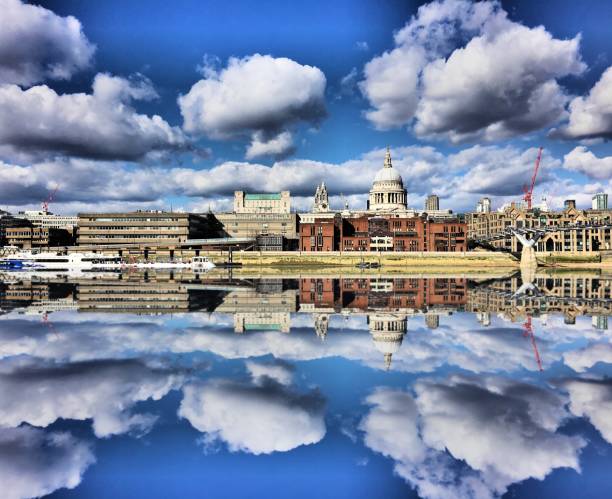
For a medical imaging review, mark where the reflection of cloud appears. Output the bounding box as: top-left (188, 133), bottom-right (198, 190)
top-left (179, 364), bottom-right (325, 454)
top-left (245, 359), bottom-right (294, 385)
top-left (361, 376), bottom-right (585, 498)
top-left (564, 343), bottom-right (612, 373)
top-left (561, 378), bottom-right (612, 444)
top-left (0, 426), bottom-right (95, 499)
top-left (0, 359), bottom-right (184, 437)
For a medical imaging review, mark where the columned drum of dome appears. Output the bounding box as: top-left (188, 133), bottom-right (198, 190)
top-left (368, 147), bottom-right (407, 212)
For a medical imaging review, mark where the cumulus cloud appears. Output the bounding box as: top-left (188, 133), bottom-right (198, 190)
top-left (0, 426), bottom-right (95, 499)
top-left (179, 54), bottom-right (326, 158)
top-left (360, 0), bottom-right (585, 141)
top-left (179, 370), bottom-right (325, 454)
top-left (563, 146), bottom-right (612, 180)
top-left (0, 0), bottom-right (95, 86)
top-left (561, 378), bottom-right (612, 444)
top-left (0, 73), bottom-right (189, 161)
top-left (0, 359), bottom-right (185, 437)
top-left (552, 66), bottom-right (612, 140)
top-left (361, 377), bottom-right (585, 498)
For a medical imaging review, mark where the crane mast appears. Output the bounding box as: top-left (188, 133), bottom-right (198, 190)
top-left (523, 147), bottom-right (543, 210)
top-left (42, 185), bottom-right (59, 213)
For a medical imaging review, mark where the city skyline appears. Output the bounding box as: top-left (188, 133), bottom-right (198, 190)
top-left (2, 0), bottom-right (612, 216)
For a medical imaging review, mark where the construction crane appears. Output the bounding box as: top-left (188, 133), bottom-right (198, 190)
top-left (42, 185), bottom-right (59, 213)
top-left (522, 316), bottom-right (543, 372)
top-left (523, 147), bottom-right (543, 210)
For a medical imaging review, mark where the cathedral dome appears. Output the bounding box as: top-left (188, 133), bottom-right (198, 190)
top-left (374, 166), bottom-right (403, 184)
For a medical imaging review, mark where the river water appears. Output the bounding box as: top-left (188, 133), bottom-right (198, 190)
top-left (0, 272), bottom-right (611, 498)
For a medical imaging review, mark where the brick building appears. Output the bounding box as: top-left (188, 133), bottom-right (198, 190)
top-left (300, 213), bottom-right (466, 252)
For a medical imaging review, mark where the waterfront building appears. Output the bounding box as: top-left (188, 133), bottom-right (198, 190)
top-left (425, 194), bottom-right (440, 211)
top-left (467, 201), bottom-right (612, 253)
top-left (215, 191), bottom-right (298, 250)
top-left (5, 225), bottom-right (73, 249)
top-left (77, 211), bottom-right (217, 250)
top-left (592, 192), bottom-right (608, 210)
top-left (301, 214), bottom-right (466, 252)
top-left (1, 210), bottom-right (31, 246)
top-left (15, 210), bottom-right (78, 230)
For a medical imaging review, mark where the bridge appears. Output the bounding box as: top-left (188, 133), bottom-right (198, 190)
top-left (471, 221), bottom-right (612, 268)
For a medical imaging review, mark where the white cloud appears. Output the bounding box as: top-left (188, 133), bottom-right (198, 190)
top-left (245, 360), bottom-right (294, 385)
top-left (179, 54), bottom-right (326, 158)
top-left (563, 342), bottom-right (612, 372)
top-left (0, 73), bottom-right (189, 161)
top-left (563, 146), bottom-right (612, 180)
top-left (0, 0), bottom-right (95, 86)
top-left (361, 377), bottom-right (585, 499)
top-left (553, 66), bottom-right (612, 140)
top-left (245, 131), bottom-right (294, 160)
top-left (179, 374), bottom-right (325, 454)
top-left (561, 378), bottom-right (612, 444)
top-left (0, 359), bottom-right (184, 438)
top-left (360, 0), bottom-right (585, 141)
top-left (0, 426), bottom-right (95, 499)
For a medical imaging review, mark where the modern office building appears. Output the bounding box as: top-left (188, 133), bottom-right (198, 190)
top-left (15, 210), bottom-right (78, 229)
top-left (77, 211), bottom-right (217, 247)
top-left (592, 192), bottom-right (608, 210)
top-left (476, 197), bottom-right (491, 213)
top-left (5, 225), bottom-right (73, 249)
top-left (425, 194), bottom-right (440, 211)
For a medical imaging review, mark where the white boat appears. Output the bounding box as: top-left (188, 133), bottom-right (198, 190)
top-left (0, 251), bottom-right (123, 271)
top-left (130, 256), bottom-right (215, 271)
top-left (191, 256), bottom-right (215, 271)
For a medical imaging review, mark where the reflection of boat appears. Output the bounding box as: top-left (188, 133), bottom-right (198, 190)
top-left (0, 251), bottom-right (123, 270)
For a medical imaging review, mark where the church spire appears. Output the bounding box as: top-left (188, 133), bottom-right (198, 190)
top-left (384, 146), bottom-right (392, 169)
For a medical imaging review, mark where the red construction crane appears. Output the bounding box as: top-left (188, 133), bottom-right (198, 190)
top-left (523, 147), bottom-right (543, 210)
top-left (522, 316), bottom-right (543, 372)
top-left (42, 185), bottom-right (59, 213)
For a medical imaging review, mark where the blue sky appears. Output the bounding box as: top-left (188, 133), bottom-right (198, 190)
top-left (2, 0), bottom-right (612, 214)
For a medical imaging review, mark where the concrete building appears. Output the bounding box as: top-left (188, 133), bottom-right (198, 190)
top-left (425, 194), bottom-right (440, 211)
top-left (5, 225), bottom-right (73, 249)
top-left (77, 211), bottom-right (217, 248)
top-left (234, 191), bottom-right (290, 213)
top-left (0, 210), bottom-right (30, 246)
top-left (15, 210), bottom-right (78, 229)
top-left (592, 192), bottom-right (608, 210)
top-left (215, 191), bottom-right (298, 249)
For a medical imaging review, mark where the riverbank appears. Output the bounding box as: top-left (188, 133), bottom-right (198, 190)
top-left (202, 250), bottom-right (520, 269)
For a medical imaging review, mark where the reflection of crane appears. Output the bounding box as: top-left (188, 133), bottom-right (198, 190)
top-left (523, 147), bottom-right (543, 210)
top-left (41, 311), bottom-right (59, 338)
top-left (42, 185), bottom-right (59, 213)
top-left (522, 316), bottom-right (543, 371)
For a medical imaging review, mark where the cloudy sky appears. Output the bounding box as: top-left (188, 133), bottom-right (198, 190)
top-left (2, 0), bottom-right (612, 214)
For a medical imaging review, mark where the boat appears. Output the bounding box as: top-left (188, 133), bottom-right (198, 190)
top-left (126, 256), bottom-right (215, 271)
top-left (0, 251), bottom-right (124, 271)
top-left (191, 256), bottom-right (216, 271)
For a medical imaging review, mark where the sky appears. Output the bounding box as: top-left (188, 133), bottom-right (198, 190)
top-left (2, 0), bottom-right (612, 214)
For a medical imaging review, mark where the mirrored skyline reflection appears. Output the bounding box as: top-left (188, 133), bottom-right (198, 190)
top-left (0, 273), bottom-right (611, 498)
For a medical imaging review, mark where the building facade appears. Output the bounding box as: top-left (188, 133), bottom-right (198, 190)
top-left (467, 202), bottom-right (612, 252)
top-left (425, 194), bottom-right (440, 211)
top-left (234, 191), bottom-right (290, 214)
top-left (300, 214), bottom-right (466, 252)
top-left (15, 210), bottom-right (78, 229)
top-left (5, 226), bottom-right (73, 249)
top-left (592, 192), bottom-right (608, 210)
top-left (0, 210), bottom-right (30, 246)
top-left (77, 211), bottom-right (216, 247)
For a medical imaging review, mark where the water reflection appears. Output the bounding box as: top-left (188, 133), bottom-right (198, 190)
top-left (0, 271), bottom-right (611, 498)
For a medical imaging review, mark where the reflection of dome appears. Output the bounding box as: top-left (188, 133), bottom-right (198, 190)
top-left (369, 313), bottom-right (407, 370)
top-left (368, 147), bottom-right (407, 212)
